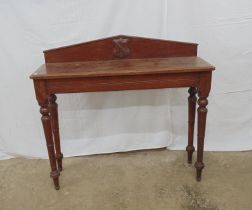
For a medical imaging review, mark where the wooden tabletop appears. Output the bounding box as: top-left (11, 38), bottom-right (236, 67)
top-left (30, 56), bottom-right (215, 80)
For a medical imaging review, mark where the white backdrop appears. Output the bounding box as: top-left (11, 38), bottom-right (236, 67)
top-left (0, 1), bottom-right (252, 160)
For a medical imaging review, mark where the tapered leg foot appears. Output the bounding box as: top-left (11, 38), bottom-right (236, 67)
top-left (50, 170), bottom-right (60, 190)
top-left (56, 153), bottom-right (63, 171)
top-left (194, 162), bottom-right (205, 181)
top-left (186, 145), bottom-right (195, 164)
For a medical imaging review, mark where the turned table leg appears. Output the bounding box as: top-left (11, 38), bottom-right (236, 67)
top-left (194, 96), bottom-right (208, 181)
top-left (194, 72), bottom-right (211, 181)
top-left (40, 102), bottom-right (60, 190)
top-left (186, 87), bottom-right (197, 164)
top-left (34, 80), bottom-right (60, 190)
top-left (49, 94), bottom-right (63, 171)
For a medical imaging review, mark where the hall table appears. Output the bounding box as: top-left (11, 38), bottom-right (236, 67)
top-left (30, 35), bottom-right (215, 190)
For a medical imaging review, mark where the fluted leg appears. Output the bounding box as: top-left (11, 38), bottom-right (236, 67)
top-left (40, 102), bottom-right (60, 190)
top-left (48, 94), bottom-right (63, 171)
top-left (186, 87), bottom-right (197, 164)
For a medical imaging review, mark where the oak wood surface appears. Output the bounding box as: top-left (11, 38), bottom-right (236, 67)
top-left (44, 35), bottom-right (198, 63)
top-left (30, 56), bottom-right (214, 79)
top-left (45, 73), bottom-right (199, 94)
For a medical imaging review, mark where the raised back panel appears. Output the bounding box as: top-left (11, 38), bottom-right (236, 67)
top-left (44, 35), bottom-right (198, 63)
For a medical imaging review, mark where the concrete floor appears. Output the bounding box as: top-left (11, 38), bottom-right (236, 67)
top-left (0, 149), bottom-right (252, 210)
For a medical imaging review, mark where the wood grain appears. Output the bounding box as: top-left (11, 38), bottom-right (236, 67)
top-left (44, 35), bottom-right (198, 63)
top-left (30, 57), bottom-right (214, 79)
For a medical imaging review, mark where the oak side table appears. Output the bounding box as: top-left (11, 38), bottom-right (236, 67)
top-left (30, 35), bottom-right (215, 190)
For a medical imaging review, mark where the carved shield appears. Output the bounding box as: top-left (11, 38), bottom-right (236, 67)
top-left (112, 38), bottom-right (130, 58)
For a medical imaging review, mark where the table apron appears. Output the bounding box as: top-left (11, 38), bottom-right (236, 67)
top-left (45, 73), bottom-right (200, 94)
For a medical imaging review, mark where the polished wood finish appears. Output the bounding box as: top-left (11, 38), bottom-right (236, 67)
top-left (45, 73), bottom-right (199, 94)
top-left (30, 35), bottom-right (215, 189)
top-left (31, 57), bottom-right (214, 79)
top-left (43, 35), bottom-right (197, 63)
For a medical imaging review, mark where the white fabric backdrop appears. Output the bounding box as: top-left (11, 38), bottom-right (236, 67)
top-left (0, 1), bottom-right (252, 160)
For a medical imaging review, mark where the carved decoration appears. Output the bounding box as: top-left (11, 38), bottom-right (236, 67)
top-left (113, 37), bottom-right (130, 58)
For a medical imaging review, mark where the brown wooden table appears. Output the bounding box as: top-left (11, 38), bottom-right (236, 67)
top-left (30, 35), bottom-right (215, 190)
